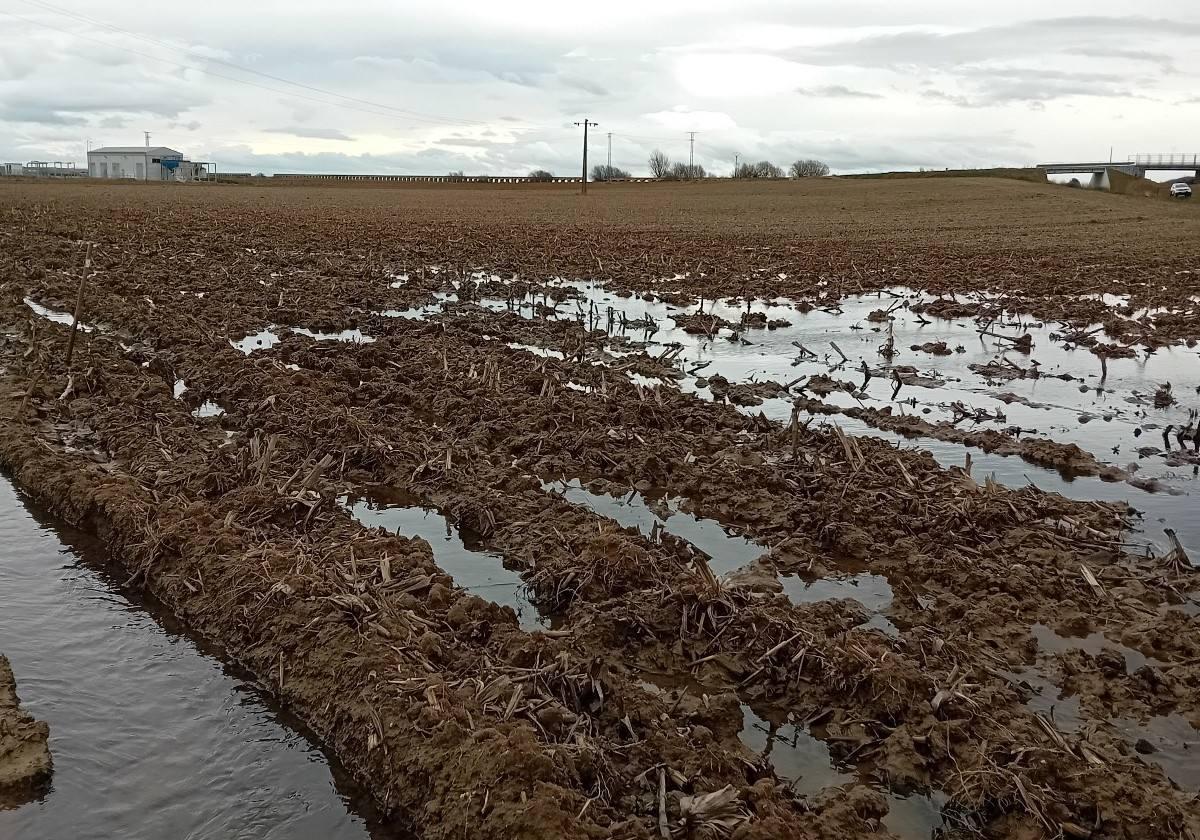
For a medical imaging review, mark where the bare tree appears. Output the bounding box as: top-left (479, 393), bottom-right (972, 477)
top-left (591, 164), bottom-right (631, 181)
top-left (734, 161), bottom-right (783, 179)
top-left (528, 169), bottom-right (554, 182)
top-left (649, 150), bottom-right (672, 179)
top-left (669, 162), bottom-right (706, 180)
top-left (790, 159), bottom-right (830, 178)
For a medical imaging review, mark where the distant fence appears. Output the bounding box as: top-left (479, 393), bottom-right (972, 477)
top-left (271, 174), bottom-right (681, 184)
top-left (275, 173), bottom-right (585, 184)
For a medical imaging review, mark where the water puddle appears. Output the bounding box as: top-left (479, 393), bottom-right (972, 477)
top-left (629, 373), bottom-right (672, 388)
top-left (740, 705), bottom-right (947, 838)
top-left (741, 706), bottom-right (851, 796)
top-left (24, 297), bottom-right (95, 333)
top-left (291, 327), bottom-right (375, 344)
top-left (782, 572), bottom-right (894, 612)
top-left (883, 791), bottom-right (952, 839)
top-left (191, 400), bottom-right (225, 419)
top-left (230, 327), bottom-right (280, 355)
top-left (1031, 623), bottom-right (1162, 674)
top-left (782, 572), bottom-right (899, 637)
top-left (506, 342), bottom-right (565, 360)
top-left (378, 292), bottom-right (457, 320)
top-left (0, 475), bottom-right (395, 840)
top-left (344, 488), bottom-right (543, 629)
top-left (1112, 713), bottom-right (1200, 790)
top-left (1013, 655), bottom-right (1198, 790)
top-left (379, 305), bottom-right (440, 320)
top-left (542, 479), bottom-right (764, 575)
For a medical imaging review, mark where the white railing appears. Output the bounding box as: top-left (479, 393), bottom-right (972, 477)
top-left (1132, 154), bottom-right (1200, 168)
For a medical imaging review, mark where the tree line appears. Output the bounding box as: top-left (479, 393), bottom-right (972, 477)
top-left (521, 154), bottom-right (829, 182)
top-left (649, 151), bottom-right (830, 180)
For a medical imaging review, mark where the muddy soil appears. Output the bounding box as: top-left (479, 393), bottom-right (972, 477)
top-left (1, 179), bottom-right (1199, 839)
top-left (0, 655), bottom-right (52, 808)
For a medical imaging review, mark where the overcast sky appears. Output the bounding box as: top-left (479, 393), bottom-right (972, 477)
top-left (2, 0), bottom-right (1199, 176)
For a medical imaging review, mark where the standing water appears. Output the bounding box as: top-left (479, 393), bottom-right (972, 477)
top-left (0, 475), bottom-right (400, 840)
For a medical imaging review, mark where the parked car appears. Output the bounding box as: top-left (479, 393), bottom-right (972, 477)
top-left (1169, 182), bottom-right (1192, 198)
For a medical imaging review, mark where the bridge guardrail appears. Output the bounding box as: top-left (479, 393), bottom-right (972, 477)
top-left (1132, 154), bottom-right (1200, 168)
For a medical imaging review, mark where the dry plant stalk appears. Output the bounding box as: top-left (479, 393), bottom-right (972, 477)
top-left (63, 242), bottom-right (92, 370)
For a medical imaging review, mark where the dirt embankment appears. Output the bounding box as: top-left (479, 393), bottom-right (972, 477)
top-left (0, 655), bottom-right (52, 808)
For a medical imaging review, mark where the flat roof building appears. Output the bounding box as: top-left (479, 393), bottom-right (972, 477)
top-left (88, 146), bottom-right (208, 181)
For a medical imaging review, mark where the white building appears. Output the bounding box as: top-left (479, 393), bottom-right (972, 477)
top-left (87, 146), bottom-right (207, 181)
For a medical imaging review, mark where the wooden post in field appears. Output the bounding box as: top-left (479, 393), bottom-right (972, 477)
top-left (63, 243), bottom-right (92, 370)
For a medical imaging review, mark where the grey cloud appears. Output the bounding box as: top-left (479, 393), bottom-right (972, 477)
top-left (204, 138), bottom-right (582, 179)
top-left (437, 137), bottom-right (498, 148)
top-left (1064, 46), bottom-right (1175, 70)
top-left (0, 52), bottom-right (38, 81)
top-left (921, 90), bottom-right (974, 107)
top-left (795, 85), bottom-right (883, 99)
top-left (0, 105), bottom-right (89, 126)
top-left (559, 75), bottom-right (609, 97)
top-left (264, 126), bottom-right (355, 141)
top-left (701, 128), bottom-right (1036, 175)
top-left (785, 16), bottom-right (1200, 70)
top-left (0, 95), bottom-right (193, 122)
top-left (957, 65), bottom-right (1126, 84)
top-left (922, 70), bottom-right (1136, 107)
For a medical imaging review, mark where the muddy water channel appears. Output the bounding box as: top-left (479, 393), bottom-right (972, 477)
top-left (0, 476), bottom-right (396, 840)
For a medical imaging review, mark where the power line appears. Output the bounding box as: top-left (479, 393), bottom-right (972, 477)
top-left (5, 4), bottom-right (510, 129)
top-left (609, 132), bottom-right (681, 145)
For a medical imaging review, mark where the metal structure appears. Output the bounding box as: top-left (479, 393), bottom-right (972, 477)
top-left (1132, 153), bottom-right (1200, 169)
top-left (1038, 154), bottom-right (1200, 178)
top-left (20, 161), bottom-right (85, 177)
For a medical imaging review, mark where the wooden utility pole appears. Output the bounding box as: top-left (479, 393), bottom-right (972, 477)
top-left (574, 118), bottom-right (598, 194)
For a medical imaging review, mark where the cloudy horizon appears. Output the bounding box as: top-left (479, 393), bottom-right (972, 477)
top-left (2, 0), bottom-right (1198, 177)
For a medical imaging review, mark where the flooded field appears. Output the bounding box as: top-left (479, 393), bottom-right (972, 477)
top-left (2, 178), bottom-right (1199, 839)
